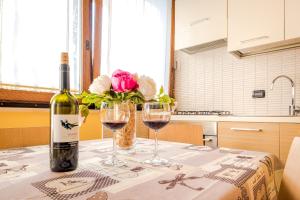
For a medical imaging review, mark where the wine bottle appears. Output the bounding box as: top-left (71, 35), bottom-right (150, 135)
top-left (50, 52), bottom-right (79, 172)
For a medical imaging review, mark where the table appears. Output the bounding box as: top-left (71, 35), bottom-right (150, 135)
top-left (0, 139), bottom-right (282, 200)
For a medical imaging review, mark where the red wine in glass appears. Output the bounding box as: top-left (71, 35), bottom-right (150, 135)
top-left (100, 102), bottom-right (130, 167)
top-left (142, 102), bottom-right (171, 167)
top-left (143, 120), bottom-right (169, 130)
top-left (103, 121), bottom-right (127, 131)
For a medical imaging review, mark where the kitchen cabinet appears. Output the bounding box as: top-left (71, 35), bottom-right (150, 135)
top-left (175, 0), bottom-right (227, 50)
top-left (228, 0), bottom-right (284, 52)
top-left (279, 123), bottom-right (300, 164)
top-left (149, 122), bottom-right (203, 145)
top-left (218, 121), bottom-right (300, 165)
top-left (218, 122), bottom-right (280, 158)
top-left (285, 0), bottom-right (300, 40)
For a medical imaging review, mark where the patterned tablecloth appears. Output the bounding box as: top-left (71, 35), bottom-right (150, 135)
top-left (0, 138), bottom-right (282, 200)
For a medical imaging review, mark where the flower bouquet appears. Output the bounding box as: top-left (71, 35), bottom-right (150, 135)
top-left (78, 69), bottom-right (175, 150)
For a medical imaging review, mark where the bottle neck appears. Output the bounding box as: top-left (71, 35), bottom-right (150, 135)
top-left (59, 64), bottom-right (70, 91)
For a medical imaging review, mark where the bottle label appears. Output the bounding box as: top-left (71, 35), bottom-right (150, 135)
top-left (51, 114), bottom-right (79, 143)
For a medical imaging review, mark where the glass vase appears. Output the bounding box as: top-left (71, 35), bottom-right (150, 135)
top-left (116, 103), bottom-right (136, 152)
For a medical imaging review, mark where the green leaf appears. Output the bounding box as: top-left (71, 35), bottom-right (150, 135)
top-left (78, 104), bottom-right (89, 123)
top-left (77, 89), bottom-right (146, 109)
top-left (79, 105), bottom-right (89, 117)
top-left (159, 86), bottom-right (164, 95)
top-left (155, 86), bottom-right (176, 106)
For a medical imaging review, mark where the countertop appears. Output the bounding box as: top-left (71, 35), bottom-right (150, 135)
top-left (2, 108), bottom-right (299, 123)
top-left (171, 115), bottom-right (300, 123)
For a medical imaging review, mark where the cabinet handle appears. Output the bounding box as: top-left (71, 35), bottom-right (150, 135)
top-left (190, 17), bottom-right (210, 26)
top-left (240, 36), bottom-right (269, 44)
top-left (230, 128), bottom-right (262, 132)
top-left (203, 138), bottom-right (213, 142)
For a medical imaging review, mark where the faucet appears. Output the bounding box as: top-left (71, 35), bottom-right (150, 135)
top-left (270, 75), bottom-right (299, 116)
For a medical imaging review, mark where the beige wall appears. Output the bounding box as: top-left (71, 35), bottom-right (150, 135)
top-left (0, 108), bottom-right (101, 149)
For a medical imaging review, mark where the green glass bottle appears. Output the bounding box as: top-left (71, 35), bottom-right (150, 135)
top-left (50, 52), bottom-right (79, 172)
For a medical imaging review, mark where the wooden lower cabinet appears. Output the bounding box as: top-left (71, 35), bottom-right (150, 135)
top-left (153, 121), bottom-right (299, 165)
top-left (149, 122), bottom-right (203, 145)
top-left (280, 123), bottom-right (300, 164)
top-left (218, 122), bottom-right (280, 158)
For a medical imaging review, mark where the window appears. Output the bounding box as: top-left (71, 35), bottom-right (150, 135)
top-left (100, 0), bottom-right (172, 92)
top-left (0, 0), bottom-right (81, 92)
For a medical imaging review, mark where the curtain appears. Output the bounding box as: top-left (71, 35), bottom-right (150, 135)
top-left (0, 0), bottom-right (81, 91)
top-left (101, 0), bottom-right (172, 92)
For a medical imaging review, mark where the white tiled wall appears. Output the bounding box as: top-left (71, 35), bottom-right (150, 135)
top-left (175, 47), bottom-right (300, 115)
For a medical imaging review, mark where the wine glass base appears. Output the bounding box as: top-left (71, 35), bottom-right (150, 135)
top-left (102, 157), bottom-right (127, 167)
top-left (117, 148), bottom-right (136, 155)
top-left (143, 157), bottom-right (170, 167)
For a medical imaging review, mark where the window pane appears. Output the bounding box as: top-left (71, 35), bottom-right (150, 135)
top-left (101, 0), bottom-right (172, 92)
top-left (0, 0), bottom-right (81, 91)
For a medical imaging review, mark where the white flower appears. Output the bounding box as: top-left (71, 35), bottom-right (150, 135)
top-left (138, 75), bottom-right (157, 101)
top-left (132, 73), bottom-right (139, 82)
top-left (89, 75), bottom-right (111, 95)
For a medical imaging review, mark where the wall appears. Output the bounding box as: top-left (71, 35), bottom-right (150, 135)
top-left (0, 108), bottom-right (102, 149)
top-left (0, 108), bottom-right (149, 149)
top-left (175, 46), bottom-right (300, 115)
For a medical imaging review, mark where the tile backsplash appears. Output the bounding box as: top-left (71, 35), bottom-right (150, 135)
top-left (174, 46), bottom-right (300, 115)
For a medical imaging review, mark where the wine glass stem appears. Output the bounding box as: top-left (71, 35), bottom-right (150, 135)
top-left (154, 129), bottom-right (158, 158)
top-left (112, 130), bottom-right (117, 161)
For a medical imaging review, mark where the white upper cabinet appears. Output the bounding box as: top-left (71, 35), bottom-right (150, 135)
top-left (285, 0), bottom-right (300, 40)
top-left (175, 0), bottom-right (227, 50)
top-left (228, 0), bottom-right (284, 52)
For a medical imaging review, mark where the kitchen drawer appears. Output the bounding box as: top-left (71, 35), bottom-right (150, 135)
top-left (218, 122), bottom-right (279, 158)
top-left (280, 123), bottom-right (300, 164)
top-left (149, 122), bottom-right (203, 145)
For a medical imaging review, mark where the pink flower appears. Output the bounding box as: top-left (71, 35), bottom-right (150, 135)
top-left (111, 69), bottom-right (139, 92)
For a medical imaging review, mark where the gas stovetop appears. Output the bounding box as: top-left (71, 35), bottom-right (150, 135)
top-left (174, 110), bottom-right (231, 116)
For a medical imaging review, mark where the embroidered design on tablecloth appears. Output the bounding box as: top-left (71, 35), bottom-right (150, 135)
top-left (204, 165), bottom-right (256, 188)
top-left (158, 173), bottom-right (203, 191)
top-left (130, 166), bottom-right (144, 173)
top-left (0, 148), bottom-right (34, 159)
top-left (91, 148), bottom-right (111, 154)
top-left (184, 145), bottom-right (215, 152)
top-left (86, 191), bottom-right (108, 200)
top-left (31, 170), bottom-right (119, 200)
top-left (259, 156), bottom-right (278, 197)
top-left (238, 186), bottom-right (250, 200)
top-left (259, 156), bottom-right (273, 176)
top-left (87, 162), bottom-right (147, 180)
top-left (0, 164), bottom-right (28, 176)
top-left (219, 148), bottom-right (243, 154)
top-left (252, 176), bottom-right (268, 200)
top-left (0, 163), bottom-right (8, 167)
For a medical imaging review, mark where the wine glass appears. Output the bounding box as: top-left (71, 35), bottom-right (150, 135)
top-left (142, 102), bottom-right (171, 166)
top-left (100, 102), bottom-right (130, 167)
